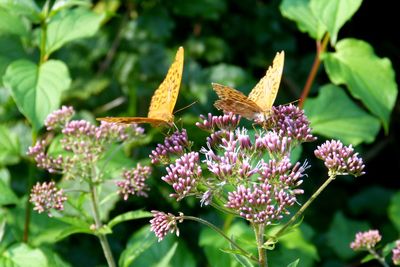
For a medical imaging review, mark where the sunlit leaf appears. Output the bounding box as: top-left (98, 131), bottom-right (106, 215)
top-left (280, 0), bottom-right (326, 40)
top-left (323, 38), bottom-right (398, 133)
top-left (310, 0), bottom-right (362, 44)
top-left (3, 59), bottom-right (71, 131)
top-left (0, 179), bottom-right (18, 205)
top-left (0, 124), bottom-right (20, 165)
top-left (45, 8), bottom-right (104, 56)
top-left (0, 8), bottom-right (29, 37)
top-left (304, 84), bottom-right (380, 145)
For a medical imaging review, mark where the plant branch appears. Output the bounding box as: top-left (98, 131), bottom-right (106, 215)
top-left (273, 173), bottom-right (336, 239)
top-left (182, 215), bottom-right (258, 262)
top-left (254, 223), bottom-right (267, 267)
top-left (299, 33), bottom-right (330, 108)
top-left (89, 182), bottom-right (116, 267)
top-left (368, 248), bottom-right (389, 267)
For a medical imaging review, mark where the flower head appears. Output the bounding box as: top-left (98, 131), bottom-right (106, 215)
top-left (150, 211), bottom-right (184, 241)
top-left (45, 106), bottom-right (75, 131)
top-left (196, 113), bottom-right (240, 132)
top-left (392, 240), bottom-right (400, 265)
top-left (30, 181), bottom-right (67, 217)
top-left (116, 163), bottom-right (152, 200)
top-left (162, 152), bottom-right (202, 200)
top-left (150, 129), bottom-right (190, 164)
top-left (314, 140), bottom-right (365, 177)
top-left (263, 105), bottom-right (316, 144)
top-left (350, 230), bottom-right (382, 251)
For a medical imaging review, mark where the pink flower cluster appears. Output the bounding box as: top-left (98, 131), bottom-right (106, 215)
top-left (30, 181), bottom-right (67, 217)
top-left (116, 164), bottom-right (152, 200)
top-left (350, 229), bottom-right (382, 250)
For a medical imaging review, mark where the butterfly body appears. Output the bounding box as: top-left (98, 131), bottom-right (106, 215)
top-left (97, 47), bottom-right (184, 127)
top-left (213, 51), bottom-right (284, 122)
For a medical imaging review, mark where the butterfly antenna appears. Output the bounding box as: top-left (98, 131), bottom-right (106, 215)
top-left (285, 99), bottom-right (300, 106)
top-left (173, 101), bottom-right (198, 115)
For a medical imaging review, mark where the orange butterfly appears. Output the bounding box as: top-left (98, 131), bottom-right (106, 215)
top-left (97, 47), bottom-right (184, 127)
top-left (213, 51), bottom-right (284, 122)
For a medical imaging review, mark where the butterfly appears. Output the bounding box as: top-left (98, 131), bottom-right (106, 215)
top-left (213, 51), bottom-right (284, 122)
top-left (97, 47), bottom-right (184, 127)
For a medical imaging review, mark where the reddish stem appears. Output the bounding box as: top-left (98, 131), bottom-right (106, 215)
top-left (299, 34), bottom-right (330, 108)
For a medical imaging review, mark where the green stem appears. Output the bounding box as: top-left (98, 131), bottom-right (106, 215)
top-left (88, 182), bottom-right (116, 267)
top-left (182, 215), bottom-right (258, 262)
top-left (254, 223), bottom-right (267, 267)
top-left (23, 131), bottom-right (38, 243)
top-left (299, 33), bottom-right (330, 108)
top-left (39, 18), bottom-right (48, 65)
top-left (274, 174), bottom-right (336, 238)
top-left (368, 248), bottom-right (389, 267)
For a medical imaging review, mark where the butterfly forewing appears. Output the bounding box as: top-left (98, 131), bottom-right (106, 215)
top-left (97, 47), bottom-right (184, 126)
top-left (147, 47), bottom-right (184, 122)
top-left (248, 51), bottom-right (284, 112)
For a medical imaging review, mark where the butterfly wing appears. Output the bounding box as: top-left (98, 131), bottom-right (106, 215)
top-left (96, 47), bottom-right (184, 127)
top-left (147, 46), bottom-right (184, 123)
top-left (212, 83), bottom-right (262, 119)
top-left (248, 51), bottom-right (284, 113)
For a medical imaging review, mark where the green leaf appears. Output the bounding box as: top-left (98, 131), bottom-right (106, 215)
top-left (323, 38), bottom-right (398, 133)
top-left (172, 0), bottom-right (226, 20)
top-left (2, 243), bottom-right (48, 267)
top-left (0, 0), bottom-right (41, 23)
top-left (279, 226), bottom-right (319, 261)
top-left (326, 211), bottom-right (369, 260)
top-left (280, 0), bottom-right (326, 40)
top-left (304, 84), bottom-right (380, 145)
top-left (287, 259), bottom-right (300, 267)
top-left (0, 124), bottom-right (21, 165)
top-left (108, 210), bottom-right (152, 229)
top-left (45, 8), bottom-right (104, 56)
top-left (0, 8), bottom-right (29, 37)
top-left (388, 192), bottom-right (400, 233)
top-left (154, 242), bottom-right (178, 267)
top-left (0, 179), bottom-right (18, 205)
top-left (3, 59), bottom-right (71, 131)
top-left (119, 225), bottom-right (196, 267)
top-left (310, 0), bottom-right (362, 44)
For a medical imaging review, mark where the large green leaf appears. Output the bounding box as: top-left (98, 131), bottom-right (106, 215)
top-left (304, 84), bottom-right (380, 145)
top-left (310, 0), bottom-right (363, 44)
top-left (0, 0), bottom-right (40, 23)
top-left (0, 8), bottom-right (29, 37)
top-left (0, 124), bottom-right (20, 165)
top-left (45, 8), bottom-right (104, 56)
top-left (388, 192), bottom-right (400, 233)
top-left (3, 59), bottom-right (71, 131)
top-left (108, 210), bottom-right (152, 229)
top-left (280, 0), bottom-right (326, 40)
top-left (326, 211), bottom-right (369, 260)
top-left (323, 38), bottom-right (398, 133)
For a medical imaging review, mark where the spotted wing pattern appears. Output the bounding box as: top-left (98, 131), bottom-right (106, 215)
top-left (212, 51), bottom-right (284, 121)
top-left (248, 51), bottom-right (284, 113)
top-left (212, 83), bottom-right (262, 119)
top-left (97, 47), bottom-right (184, 126)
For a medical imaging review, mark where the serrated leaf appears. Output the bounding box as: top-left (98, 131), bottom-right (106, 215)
top-left (0, 179), bottom-right (18, 205)
top-left (0, 8), bottom-right (29, 36)
top-left (0, 124), bottom-right (20, 165)
top-left (280, 0), bottom-right (326, 40)
top-left (323, 38), bottom-right (398, 133)
top-left (304, 84), bottom-right (380, 145)
top-left (388, 192), bottom-right (400, 233)
top-left (45, 8), bottom-right (104, 56)
top-left (3, 59), bottom-right (71, 131)
top-left (310, 0), bottom-right (362, 44)
top-left (326, 211), bottom-right (369, 260)
top-left (108, 210), bottom-right (152, 229)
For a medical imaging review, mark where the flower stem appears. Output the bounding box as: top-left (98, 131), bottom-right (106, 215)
top-left (274, 174), bottom-right (336, 238)
top-left (182, 215), bottom-right (258, 262)
top-left (89, 182), bottom-right (116, 267)
top-left (254, 223), bottom-right (267, 267)
top-left (299, 33), bottom-right (330, 108)
top-left (368, 248), bottom-right (389, 267)
top-left (39, 18), bottom-right (48, 65)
